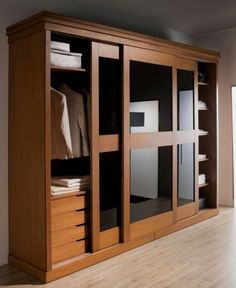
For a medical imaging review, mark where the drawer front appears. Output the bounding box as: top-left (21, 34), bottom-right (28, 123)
top-left (51, 195), bottom-right (87, 216)
top-left (51, 210), bottom-right (87, 231)
top-left (52, 239), bottom-right (87, 263)
top-left (52, 225), bottom-right (88, 247)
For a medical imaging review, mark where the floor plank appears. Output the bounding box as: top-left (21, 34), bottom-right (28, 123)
top-left (0, 207), bottom-right (236, 287)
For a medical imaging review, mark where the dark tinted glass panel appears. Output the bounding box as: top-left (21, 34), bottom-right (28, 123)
top-left (99, 58), bottom-right (121, 135)
top-left (100, 152), bottom-right (121, 231)
top-left (177, 69), bottom-right (194, 130)
top-left (130, 146), bottom-right (172, 223)
top-left (178, 143), bottom-right (195, 207)
top-left (130, 61), bottom-right (172, 132)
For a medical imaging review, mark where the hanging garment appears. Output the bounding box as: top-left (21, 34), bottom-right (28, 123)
top-left (79, 87), bottom-right (91, 142)
top-left (59, 84), bottom-right (89, 157)
top-left (51, 87), bottom-right (73, 159)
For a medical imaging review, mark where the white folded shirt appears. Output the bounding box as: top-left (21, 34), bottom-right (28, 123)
top-left (199, 154), bottom-right (207, 160)
top-left (199, 174), bottom-right (206, 185)
top-left (51, 185), bottom-right (80, 194)
top-left (52, 175), bottom-right (90, 187)
top-left (198, 100), bottom-right (207, 109)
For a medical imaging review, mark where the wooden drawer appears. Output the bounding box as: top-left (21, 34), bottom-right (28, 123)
top-left (51, 210), bottom-right (87, 231)
top-left (52, 239), bottom-right (87, 263)
top-left (51, 195), bottom-right (87, 216)
top-left (52, 225), bottom-right (88, 247)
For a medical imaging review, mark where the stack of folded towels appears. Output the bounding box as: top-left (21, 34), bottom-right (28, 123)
top-left (198, 100), bottom-right (208, 110)
top-left (51, 175), bottom-right (90, 196)
top-left (199, 174), bottom-right (206, 185)
top-left (198, 129), bottom-right (208, 135)
top-left (199, 154), bottom-right (207, 160)
top-left (50, 41), bottom-right (82, 69)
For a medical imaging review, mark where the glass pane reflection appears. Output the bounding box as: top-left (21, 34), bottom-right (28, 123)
top-left (130, 61), bottom-right (172, 132)
top-left (130, 146), bottom-right (172, 223)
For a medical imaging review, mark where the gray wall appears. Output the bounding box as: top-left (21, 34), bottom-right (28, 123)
top-left (0, 1), bottom-right (194, 265)
top-left (197, 30), bottom-right (236, 207)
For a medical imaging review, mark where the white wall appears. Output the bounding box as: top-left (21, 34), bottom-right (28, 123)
top-left (197, 29), bottom-right (236, 207)
top-left (0, 1), bottom-right (194, 266)
top-left (232, 87), bottom-right (236, 207)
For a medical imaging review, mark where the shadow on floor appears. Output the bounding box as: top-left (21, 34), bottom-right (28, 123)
top-left (0, 264), bottom-right (43, 286)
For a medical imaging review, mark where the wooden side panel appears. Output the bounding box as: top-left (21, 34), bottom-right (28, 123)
top-left (9, 30), bottom-right (49, 270)
top-left (90, 42), bottom-right (100, 252)
top-left (121, 46), bottom-right (130, 242)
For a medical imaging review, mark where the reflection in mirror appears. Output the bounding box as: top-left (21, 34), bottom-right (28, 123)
top-left (177, 69), bottom-right (194, 130)
top-left (130, 100), bottom-right (159, 133)
top-left (130, 146), bottom-right (172, 223)
top-left (178, 143), bottom-right (195, 207)
top-left (130, 61), bottom-right (172, 132)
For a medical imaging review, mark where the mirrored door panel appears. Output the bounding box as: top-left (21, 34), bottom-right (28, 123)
top-left (177, 143), bottom-right (195, 207)
top-left (177, 69), bottom-right (194, 131)
top-left (130, 146), bottom-right (172, 223)
top-left (130, 61), bottom-right (172, 132)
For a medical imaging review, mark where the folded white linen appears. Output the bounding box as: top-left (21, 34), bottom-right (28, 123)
top-left (199, 154), bottom-right (207, 160)
top-left (52, 175), bottom-right (90, 187)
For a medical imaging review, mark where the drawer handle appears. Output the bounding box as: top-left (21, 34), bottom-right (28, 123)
top-left (75, 209), bottom-right (84, 212)
top-left (76, 238), bottom-right (88, 242)
top-left (76, 224), bottom-right (84, 227)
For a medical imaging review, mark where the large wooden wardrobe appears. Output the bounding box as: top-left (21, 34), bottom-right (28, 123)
top-left (7, 11), bottom-right (219, 282)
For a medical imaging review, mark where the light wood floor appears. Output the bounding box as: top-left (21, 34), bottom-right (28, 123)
top-left (1, 207), bottom-right (236, 288)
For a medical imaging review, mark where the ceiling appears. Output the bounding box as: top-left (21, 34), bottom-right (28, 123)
top-left (2, 0), bottom-right (236, 38)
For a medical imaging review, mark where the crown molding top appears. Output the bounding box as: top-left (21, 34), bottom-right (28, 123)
top-left (7, 11), bottom-right (220, 62)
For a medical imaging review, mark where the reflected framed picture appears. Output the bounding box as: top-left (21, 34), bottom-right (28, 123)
top-left (130, 100), bottom-right (159, 133)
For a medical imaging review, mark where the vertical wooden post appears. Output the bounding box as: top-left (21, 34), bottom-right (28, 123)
top-left (121, 46), bottom-right (130, 242)
top-left (90, 42), bottom-right (100, 252)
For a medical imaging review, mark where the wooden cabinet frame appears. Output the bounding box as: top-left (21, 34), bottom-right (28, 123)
top-left (7, 11), bottom-right (219, 282)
